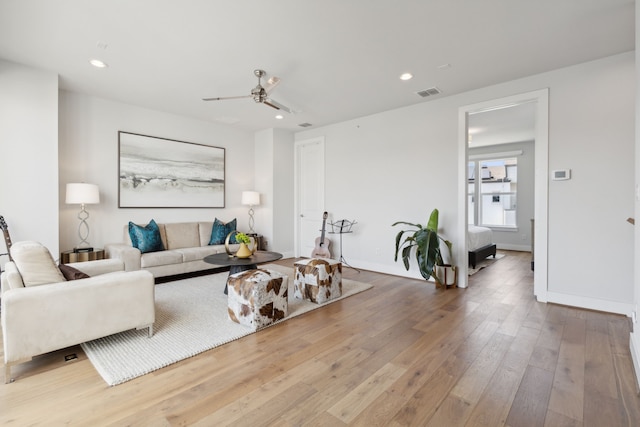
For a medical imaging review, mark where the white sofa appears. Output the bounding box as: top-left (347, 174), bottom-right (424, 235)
top-left (104, 221), bottom-right (239, 278)
top-left (1, 241), bottom-right (155, 383)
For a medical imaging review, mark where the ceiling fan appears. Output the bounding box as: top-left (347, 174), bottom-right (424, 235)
top-left (202, 69), bottom-right (294, 114)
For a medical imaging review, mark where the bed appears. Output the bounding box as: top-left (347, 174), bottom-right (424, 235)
top-left (468, 225), bottom-right (496, 268)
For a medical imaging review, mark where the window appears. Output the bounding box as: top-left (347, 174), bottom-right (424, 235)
top-left (468, 157), bottom-right (517, 228)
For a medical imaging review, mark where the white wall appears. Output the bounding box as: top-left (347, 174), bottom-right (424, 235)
top-left (544, 53), bottom-right (634, 309)
top-left (253, 128), bottom-right (295, 256)
top-left (296, 52), bottom-right (635, 315)
top-left (0, 59), bottom-right (59, 258)
top-left (58, 91), bottom-right (255, 251)
top-left (272, 129), bottom-right (295, 255)
top-left (296, 96), bottom-right (462, 278)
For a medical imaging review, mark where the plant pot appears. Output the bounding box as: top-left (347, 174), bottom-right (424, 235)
top-left (434, 264), bottom-right (457, 288)
top-left (235, 243), bottom-right (253, 259)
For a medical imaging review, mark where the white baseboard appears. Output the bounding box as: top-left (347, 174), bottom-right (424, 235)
top-left (630, 332), bottom-right (640, 391)
top-left (546, 291), bottom-right (633, 316)
top-left (496, 243), bottom-right (531, 252)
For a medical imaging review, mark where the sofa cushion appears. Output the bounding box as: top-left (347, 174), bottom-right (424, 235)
top-left (175, 246), bottom-right (222, 263)
top-left (59, 264), bottom-right (91, 281)
top-left (165, 222), bottom-right (200, 250)
top-left (140, 250), bottom-right (183, 268)
top-left (129, 219), bottom-right (165, 253)
top-left (209, 218), bottom-right (237, 245)
top-left (10, 241), bottom-right (66, 286)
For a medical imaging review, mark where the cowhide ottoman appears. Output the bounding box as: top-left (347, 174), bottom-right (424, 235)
top-left (227, 268), bottom-right (289, 330)
top-left (293, 258), bottom-right (342, 304)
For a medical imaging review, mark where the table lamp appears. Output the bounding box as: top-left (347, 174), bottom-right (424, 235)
top-left (66, 183), bottom-right (100, 251)
top-left (241, 191), bottom-right (260, 234)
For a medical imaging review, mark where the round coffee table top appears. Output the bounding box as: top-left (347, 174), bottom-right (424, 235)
top-left (204, 250), bottom-right (283, 267)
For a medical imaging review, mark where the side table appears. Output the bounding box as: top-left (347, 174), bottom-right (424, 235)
top-left (60, 249), bottom-right (105, 264)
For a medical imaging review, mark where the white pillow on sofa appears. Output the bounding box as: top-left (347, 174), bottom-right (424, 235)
top-left (10, 241), bottom-right (65, 287)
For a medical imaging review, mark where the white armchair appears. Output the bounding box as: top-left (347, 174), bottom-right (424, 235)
top-left (1, 241), bottom-right (155, 383)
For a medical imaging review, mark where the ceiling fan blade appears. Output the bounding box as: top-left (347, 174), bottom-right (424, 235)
top-left (202, 95), bottom-right (252, 101)
top-left (264, 98), bottom-right (294, 114)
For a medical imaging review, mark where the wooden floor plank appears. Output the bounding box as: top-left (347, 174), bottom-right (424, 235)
top-left (547, 316), bottom-right (586, 422)
top-left (505, 365), bottom-right (555, 427)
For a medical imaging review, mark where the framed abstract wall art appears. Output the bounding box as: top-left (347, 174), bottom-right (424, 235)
top-left (118, 132), bottom-right (225, 208)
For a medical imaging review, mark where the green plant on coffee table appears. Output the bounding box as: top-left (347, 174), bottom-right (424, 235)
top-left (234, 232), bottom-right (251, 244)
top-left (392, 208), bottom-right (453, 283)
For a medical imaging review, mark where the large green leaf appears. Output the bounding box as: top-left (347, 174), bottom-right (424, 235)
top-left (415, 228), bottom-right (440, 280)
top-left (426, 208), bottom-right (439, 232)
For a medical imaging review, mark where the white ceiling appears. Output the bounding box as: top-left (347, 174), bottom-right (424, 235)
top-left (468, 101), bottom-right (537, 147)
top-left (0, 0), bottom-right (634, 133)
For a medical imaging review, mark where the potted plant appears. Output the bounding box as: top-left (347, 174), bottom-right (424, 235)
top-left (234, 232), bottom-right (253, 258)
top-left (392, 208), bottom-right (456, 287)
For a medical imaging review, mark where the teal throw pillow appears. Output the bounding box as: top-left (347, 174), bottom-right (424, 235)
top-left (209, 218), bottom-right (237, 245)
top-left (129, 219), bottom-right (165, 253)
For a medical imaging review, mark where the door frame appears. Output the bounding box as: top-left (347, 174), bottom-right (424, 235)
top-left (457, 89), bottom-right (549, 301)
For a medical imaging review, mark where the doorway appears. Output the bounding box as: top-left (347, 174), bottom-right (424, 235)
top-left (457, 89), bottom-right (549, 301)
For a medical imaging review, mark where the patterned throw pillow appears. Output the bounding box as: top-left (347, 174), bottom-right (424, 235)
top-left (129, 219), bottom-right (165, 253)
top-left (209, 218), bottom-right (237, 245)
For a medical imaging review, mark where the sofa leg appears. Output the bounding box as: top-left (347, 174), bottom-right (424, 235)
top-left (137, 324), bottom-right (153, 338)
top-left (4, 365), bottom-right (11, 384)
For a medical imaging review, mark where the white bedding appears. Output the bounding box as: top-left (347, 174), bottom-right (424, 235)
top-left (468, 225), bottom-right (493, 251)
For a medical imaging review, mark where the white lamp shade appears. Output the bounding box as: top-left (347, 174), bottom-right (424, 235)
top-left (241, 191), bottom-right (260, 206)
top-left (66, 183), bottom-right (100, 204)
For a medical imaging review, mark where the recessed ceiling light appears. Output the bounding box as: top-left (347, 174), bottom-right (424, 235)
top-left (89, 59), bottom-right (108, 68)
top-left (275, 114), bottom-right (284, 120)
top-left (437, 63), bottom-right (451, 70)
top-left (400, 73), bottom-right (413, 81)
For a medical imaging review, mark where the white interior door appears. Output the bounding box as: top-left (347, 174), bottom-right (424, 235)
top-left (295, 137), bottom-right (325, 257)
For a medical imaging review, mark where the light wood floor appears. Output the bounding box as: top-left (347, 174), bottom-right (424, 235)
top-left (1, 251), bottom-right (639, 426)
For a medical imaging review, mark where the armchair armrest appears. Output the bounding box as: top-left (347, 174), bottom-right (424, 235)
top-left (1, 262), bottom-right (23, 293)
top-left (67, 258), bottom-right (124, 276)
top-left (104, 243), bottom-right (141, 271)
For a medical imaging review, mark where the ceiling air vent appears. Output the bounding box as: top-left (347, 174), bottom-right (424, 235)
top-left (416, 87), bottom-right (442, 98)
top-left (298, 122), bottom-right (313, 128)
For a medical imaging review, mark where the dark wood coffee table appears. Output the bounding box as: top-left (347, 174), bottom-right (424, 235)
top-left (204, 250), bottom-right (283, 294)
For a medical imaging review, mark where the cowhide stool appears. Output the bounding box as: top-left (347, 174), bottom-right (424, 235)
top-left (293, 258), bottom-right (342, 304)
top-left (227, 268), bottom-right (289, 330)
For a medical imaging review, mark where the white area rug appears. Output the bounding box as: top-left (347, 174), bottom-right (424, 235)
top-left (81, 264), bottom-right (372, 386)
top-left (468, 253), bottom-right (505, 276)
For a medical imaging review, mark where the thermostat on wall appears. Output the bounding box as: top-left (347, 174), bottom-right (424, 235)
top-left (552, 169), bottom-right (571, 180)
